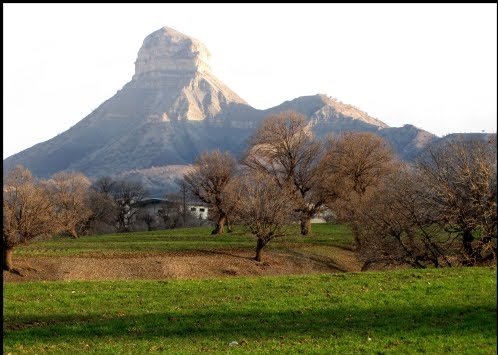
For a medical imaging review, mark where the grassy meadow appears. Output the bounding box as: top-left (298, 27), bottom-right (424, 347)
top-left (13, 224), bottom-right (354, 257)
top-left (3, 267), bottom-right (496, 354)
top-left (4, 225), bottom-right (497, 354)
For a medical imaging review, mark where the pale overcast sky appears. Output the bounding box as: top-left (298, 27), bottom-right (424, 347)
top-left (3, 3), bottom-right (497, 159)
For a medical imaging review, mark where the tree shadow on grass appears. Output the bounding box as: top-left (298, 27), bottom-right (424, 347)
top-left (274, 249), bottom-right (348, 272)
top-left (5, 303), bottom-right (495, 344)
top-left (197, 248), bottom-right (351, 271)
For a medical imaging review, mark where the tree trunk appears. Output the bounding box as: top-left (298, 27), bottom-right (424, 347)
top-left (462, 229), bottom-right (475, 263)
top-left (255, 238), bottom-right (265, 262)
top-left (351, 224), bottom-right (362, 249)
top-left (70, 227), bottom-right (78, 239)
top-left (182, 182), bottom-right (187, 224)
top-left (3, 247), bottom-right (14, 271)
top-left (211, 213), bottom-right (227, 235)
top-left (226, 216), bottom-right (233, 233)
top-left (300, 215), bottom-right (312, 236)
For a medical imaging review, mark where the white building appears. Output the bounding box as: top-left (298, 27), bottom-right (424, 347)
top-left (188, 203), bottom-right (209, 220)
top-left (132, 198), bottom-right (210, 221)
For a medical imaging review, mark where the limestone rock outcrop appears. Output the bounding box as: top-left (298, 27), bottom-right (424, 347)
top-left (129, 27), bottom-right (246, 121)
top-left (133, 27), bottom-right (211, 80)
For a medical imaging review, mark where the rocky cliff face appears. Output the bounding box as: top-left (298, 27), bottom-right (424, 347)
top-left (4, 26), bottom-right (441, 194)
top-left (133, 27), bottom-right (212, 80)
top-left (130, 27), bottom-right (247, 122)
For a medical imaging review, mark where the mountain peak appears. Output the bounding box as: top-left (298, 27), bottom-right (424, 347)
top-left (133, 26), bottom-right (211, 81)
top-left (4, 26), bottom-right (438, 186)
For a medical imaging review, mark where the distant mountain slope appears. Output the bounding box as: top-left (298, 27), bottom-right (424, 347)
top-left (115, 165), bottom-right (192, 197)
top-left (5, 26), bottom-right (454, 195)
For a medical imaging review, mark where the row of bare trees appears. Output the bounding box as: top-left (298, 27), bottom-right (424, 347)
top-left (3, 168), bottom-right (92, 272)
top-left (183, 111), bottom-right (497, 266)
top-left (354, 137), bottom-right (497, 269)
top-left (183, 111), bottom-right (397, 261)
top-left (2, 169), bottom-right (152, 272)
top-left (4, 110), bottom-right (496, 269)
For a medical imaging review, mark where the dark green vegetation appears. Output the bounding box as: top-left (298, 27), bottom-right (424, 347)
top-left (4, 267), bottom-right (496, 354)
top-left (14, 224), bottom-right (353, 257)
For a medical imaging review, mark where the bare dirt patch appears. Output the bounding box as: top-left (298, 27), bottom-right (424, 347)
top-left (3, 248), bottom-right (361, 282)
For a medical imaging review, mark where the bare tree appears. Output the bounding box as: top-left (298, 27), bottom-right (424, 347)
top-left (46, 172), bottom-right (92, 238)
top-left (183, 150), bottom-right (237, 235)
top-left (3, 166), bottom-right (60, 273)
top-left (323, 132), bottom-right (395, 247)
top-left (244, 111), bottom-right (332, 235)
top-left (111, 179), bottom-right (147, 232)
top-left (137, 211), bottom-right (156, 231)
top-left (324, 132), bottom-right (394, 196)
top-left (92, 176), bottom-right (116, 196)
top-left (416, 137), bottom-right (497, 265)
top-left (177, 179), bottom-right (188, 225)
top-left (354, 137), bottom-right (497, 269)
top-left (157, 205), bottom-right (182, 229)
top-left (156, 195), bottom-right (185, 229)
top-left (354, 166), bottom-right (452, 270)
top-left (79, 181), bottom-right (118, 235)
top-left (169, 179), bottom-right (200, 227)
top-left (231, 173), bottom-right (294, 262)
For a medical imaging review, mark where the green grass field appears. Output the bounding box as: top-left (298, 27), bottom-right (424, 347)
top-left (4, 225), bottom-right (496, 353)
top-left (3, 267), bottom-right (496, 354)
top-left (14, 224), bottom-right (354, 257)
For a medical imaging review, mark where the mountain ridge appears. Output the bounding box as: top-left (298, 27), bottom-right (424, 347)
top-left (4, 25), bottom-right (470, 195)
